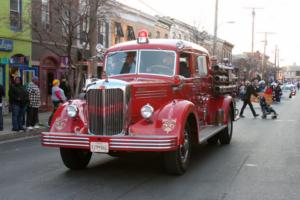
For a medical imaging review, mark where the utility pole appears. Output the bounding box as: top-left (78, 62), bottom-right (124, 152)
top-left (259, 31), bottom-right (275, 79)
top-left (244, 7), bottom-right (263, 53)
top-left (212, 0), bottom-right (219, 57)
top-left (274, 45), bottom-right (278, 80)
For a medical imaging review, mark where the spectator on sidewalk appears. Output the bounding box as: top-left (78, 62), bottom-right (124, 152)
top-left (239, 80), bottom-right (260, 118)
top-left (26, 76), bottom-right (41, 130)
top-left (9, 77), bottom-right (29, 132)
top-left (48, 79), bottom-right (67, 126)
top-left (0, 84), bottom-right (4, 131)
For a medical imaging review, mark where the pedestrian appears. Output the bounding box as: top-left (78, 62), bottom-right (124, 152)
top-left (60, 78), bottom-right (71, 100)
top-left (0, 84), bottom-right (4, 131)
top-left (26, 76), bottom-right (41, 130)
top-left (9, 77), bottom-right (29, 132)
top-left (297, 82), bottom-right (300, 91)
top-left (48, 79), bottom-right (67, 126)
top-left (239, 80), bottom-right (260, 118)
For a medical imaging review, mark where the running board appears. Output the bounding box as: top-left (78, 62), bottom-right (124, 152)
top-left (198, 125), bottom-right (227, 144)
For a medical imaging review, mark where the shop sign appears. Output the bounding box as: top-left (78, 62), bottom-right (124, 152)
top-left (0, 39), bottom-right (13, 52)
top-left (0, 57), bottom-right (9, 64)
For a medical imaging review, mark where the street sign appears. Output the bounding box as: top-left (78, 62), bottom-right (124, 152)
top-left (0, 39), bottom-right (13, 52)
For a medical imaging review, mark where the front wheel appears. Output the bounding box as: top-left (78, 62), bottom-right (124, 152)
top-left (60, 148), bottom-right (92, 170)
top-left (163, 123), bottom-right (191, 175)
top-left (219, 109), bottom-right (233, 144)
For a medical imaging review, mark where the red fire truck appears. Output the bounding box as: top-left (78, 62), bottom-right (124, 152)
top-left (41, 31), bottom-right (238, 175)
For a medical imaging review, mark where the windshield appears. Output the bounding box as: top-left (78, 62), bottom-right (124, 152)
top-left (105, 50), bottom-right (176, 76)
top-left (106, 51), bottom-right (137, 75)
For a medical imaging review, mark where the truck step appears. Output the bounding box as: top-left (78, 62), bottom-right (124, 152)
top-left (198, 125), bottom-right (227, 143)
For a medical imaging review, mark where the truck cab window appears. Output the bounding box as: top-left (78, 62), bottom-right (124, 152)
top-left (179, 56), bottom-right (191, 78)
top-left (197, 56), bottom-right (208, 76)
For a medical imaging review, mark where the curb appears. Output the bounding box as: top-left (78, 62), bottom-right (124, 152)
top-left (0, 128), bottom-right (47, 142)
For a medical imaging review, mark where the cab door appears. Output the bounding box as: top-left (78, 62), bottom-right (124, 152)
top-left (193, 54), bottom-right (212, 123)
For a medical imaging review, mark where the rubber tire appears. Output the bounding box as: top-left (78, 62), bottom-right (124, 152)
top-left (219, 109), bottom-right (233, 145)
top-left (163, 123), bottom-right (192, 175)
top-left (60, 148), bottom-right (92, 170)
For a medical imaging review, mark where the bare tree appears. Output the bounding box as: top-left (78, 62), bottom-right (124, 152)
top-left (27, 0), bottom-right (116, 96)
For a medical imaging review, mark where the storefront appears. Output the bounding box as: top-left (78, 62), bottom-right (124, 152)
top-left (39, 53), bottom-right (70, 111)
top-left (0, 38), bottom-right (34, 114)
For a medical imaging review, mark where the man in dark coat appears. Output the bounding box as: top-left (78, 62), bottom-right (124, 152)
top-left (9, 77), bottom-right (29, 132)
top-left (239, 80), bottom-right (260, 118)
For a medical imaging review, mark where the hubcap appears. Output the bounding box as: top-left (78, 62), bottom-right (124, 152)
top-left (180, 130), bottom-right (189, 163)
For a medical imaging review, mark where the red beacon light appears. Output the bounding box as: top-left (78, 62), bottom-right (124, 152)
top-left (137, 30), bottom-right (149, 44)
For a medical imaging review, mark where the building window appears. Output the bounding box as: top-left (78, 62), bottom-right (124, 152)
top-left (127, 26), bottom-right (135, 41)
top-left (98, 20), bottom-right (105, 45)
top-left (164, 33), bottom-right (168, 39)
top-left (156, 31), bottom-right (160, 38)
top-left (172, 32), bottom-right (176, 39)
top-left (10, 0), bottom-right (22, 31)
top-left (114, 22), bottom-right (124, 44)
top-left (41, 0), bottom-right (50, 29)
top-left (178, 34), bottom-right (182, 39)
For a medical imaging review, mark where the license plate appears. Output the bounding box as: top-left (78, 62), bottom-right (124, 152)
top-left (90, 142), bottom-right (109, 153)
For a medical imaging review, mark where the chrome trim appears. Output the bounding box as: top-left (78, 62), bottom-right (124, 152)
top-left (110, 146), bottom-right (175, 149)
top-left (42, 139), bottom-right (89, 144)
top-left (43, 136), bottom-right (88, 140)
top-left (110, 138), bottom-right (175, 142)
top-left (110, 142), bottom-right (174, 146)
top-left (43, 142), bottom-right (89, 147)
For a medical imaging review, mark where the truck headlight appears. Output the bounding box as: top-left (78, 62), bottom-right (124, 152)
top-left (67, 105), bottom-right (78, 118)
top-left (141, 104), bottom-right (154, 119)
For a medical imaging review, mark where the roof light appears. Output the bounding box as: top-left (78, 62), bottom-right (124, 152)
top-left (137, 30), bottom-right (149, 44)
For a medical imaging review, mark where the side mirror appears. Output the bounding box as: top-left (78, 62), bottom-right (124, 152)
top-left (172, 75), bottom-right (184, 91)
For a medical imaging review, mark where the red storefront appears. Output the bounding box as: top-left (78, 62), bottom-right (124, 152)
top-left (39, 53), bottom-right (70, 111)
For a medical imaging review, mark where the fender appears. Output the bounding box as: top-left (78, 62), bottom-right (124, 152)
top-left (50, 100), bottom-right (88, 134)
top-left (207, 95), bottom-right (233, 124)
top-left (129, 99), bottom-right (199, 144)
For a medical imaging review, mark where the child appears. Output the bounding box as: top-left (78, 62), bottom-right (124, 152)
top-left (259, 96), bottom-right (278, 119)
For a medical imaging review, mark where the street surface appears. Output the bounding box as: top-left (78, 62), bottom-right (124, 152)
top-left (1, 94), bottom-right (300, 200)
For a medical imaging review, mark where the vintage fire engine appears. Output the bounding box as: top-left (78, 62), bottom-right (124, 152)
top-left (41, 30), bottom-right (238, 175)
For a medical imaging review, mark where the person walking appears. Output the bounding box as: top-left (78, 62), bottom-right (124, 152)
top-left (239, 80), bottom-right (259, 118)
top-left (9, 77), bottom-right (29, 132)
top-left (48, 79), bottom-right (67, 126)
top-left (0, 84), bottom-right (4, 131)
top-left (26, 76), bottom-right (41, 130)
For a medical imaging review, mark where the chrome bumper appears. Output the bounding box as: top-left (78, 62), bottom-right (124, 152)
top-left (41, 132), bottom-right (178, 152)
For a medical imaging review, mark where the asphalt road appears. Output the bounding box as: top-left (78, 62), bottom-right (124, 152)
top-left (1, 93), bottom-right (300, 200)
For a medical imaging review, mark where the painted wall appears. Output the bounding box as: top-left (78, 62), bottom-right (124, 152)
top-left (0, 0), bottom-right (32, 114)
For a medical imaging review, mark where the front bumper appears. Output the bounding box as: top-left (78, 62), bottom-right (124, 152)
top-left (41, 132), bottom-right (178, 152)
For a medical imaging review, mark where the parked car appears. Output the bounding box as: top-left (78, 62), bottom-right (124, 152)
top-left (281, 84), bottom-right (296, 98)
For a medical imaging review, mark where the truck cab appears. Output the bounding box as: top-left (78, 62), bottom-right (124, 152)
top-left (42, 31), bottom-right (238, 175)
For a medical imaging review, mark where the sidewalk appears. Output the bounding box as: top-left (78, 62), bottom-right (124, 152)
top-left (0, 112), bottom-right (51, 142)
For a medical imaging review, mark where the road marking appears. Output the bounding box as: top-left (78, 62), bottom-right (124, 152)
top-left (245, 163), bottom-right (258, 167)
top-left (274, 119), bottom-right (297, 122)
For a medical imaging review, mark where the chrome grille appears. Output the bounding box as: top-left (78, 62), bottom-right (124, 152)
top-left (87, 89), bottom-right (124, 135)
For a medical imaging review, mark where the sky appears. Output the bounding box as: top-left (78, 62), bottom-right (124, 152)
top-left (117, 0), bottom-right (300, 66)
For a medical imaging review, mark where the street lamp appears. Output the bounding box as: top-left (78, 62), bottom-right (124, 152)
top-left (212, 20), bottom-right (235, 59)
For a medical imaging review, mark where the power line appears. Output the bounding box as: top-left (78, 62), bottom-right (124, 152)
top-left (136, 0), bottom-right (165, 16)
